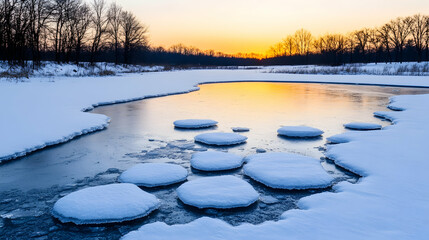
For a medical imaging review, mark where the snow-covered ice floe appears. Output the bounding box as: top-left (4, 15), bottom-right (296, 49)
top-left (231, 127), bottom-right (250, 132)
top-left (194, 132), bottom-right (247, 146)
top-left (176, 176), bottom-right (259, 209)
top-left (118, 163), bottom-right (188, 187)
top-left (344, 122), bottom-right (382, 130)
top-left (52, 183), bottom-right (160, 224)
top-left (190, 151), bottom-right (244, 171)
top-left (277, 126), bottom-right (324, 138)
top-left (243, 152), bottom-right (334, 190)
top-left (173, 119), bottom-right (218, 129)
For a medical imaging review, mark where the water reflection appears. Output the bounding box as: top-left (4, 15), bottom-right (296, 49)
top-left (1, 82), bottom-right (428, 192)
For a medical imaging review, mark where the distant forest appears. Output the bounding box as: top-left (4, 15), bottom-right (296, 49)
top-left (266, 14), bottom-right (429, 66)
top-left (0, 0), bottom-right (428, 67)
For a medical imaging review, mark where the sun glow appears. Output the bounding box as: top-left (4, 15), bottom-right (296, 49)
top-left (116, 0), bottom-right (428, 55)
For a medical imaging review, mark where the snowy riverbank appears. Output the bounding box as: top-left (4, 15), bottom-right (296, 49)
top-left (2, 69), bottom-right (429, 163)
top-left (1, 67), bottom-right (429, 239)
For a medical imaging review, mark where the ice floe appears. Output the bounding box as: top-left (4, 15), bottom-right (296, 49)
top-left (243, 152), bottom-right (334, 189)
top-left (176, 176), bottom-right (259, 209)
top-left (194, 132), bottom-right (247, 146)
top-left (118, 163), bottom-right (188, 187)
top-left (52, 183), bottom-right (160, 224)
top-left (190, 151), bottom-right (244, 171)
top-left (231, 127), bottom-right (250, 132)
top-left (344, 122), bottom-right (382, 130)
top-left (277, 126), bottom-right (324, 138)
top-left (173, 119), bottom-right (218, 129)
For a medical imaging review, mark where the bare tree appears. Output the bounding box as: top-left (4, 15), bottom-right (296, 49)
top-left (354, 28), bottom-right (370, 62)
top-left (368, 29), bottom-right (382, 64)
top-left (283, 35), bottom-right (295, 56)
top-left (107, 2), bottom-right (122, 64)
top-left (410, 14), bottom-right (429, 62)
top-left (120, 10), bottom-right (147, 64)
top-left (388, 17), bottom-right (412, 63)
top-left (89, 0), bottom-right (108, 63)
top-left (377, 24), bottom-right (392, 63)
top-left (28, 0), bottom-right (53, 66)
top-left (294, 29), bottom-right (312, 59)
top-left (72, 1), bottom-right (90, 64)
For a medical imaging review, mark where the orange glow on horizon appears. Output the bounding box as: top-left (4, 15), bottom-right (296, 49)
top-left (115, 0), bottom-right (429, 55)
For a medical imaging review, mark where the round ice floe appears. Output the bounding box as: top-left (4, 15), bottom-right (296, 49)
top-left (191, 151), bottom-right (244, 171)
top-left (344, 122), bottom-right (382, 130)
top-left (52, 183), bottom-right (160, 224)
top-left (232, 127), bottom-right (250, 132)
top-left (173, 119), bottom-right (218, 129)
top-left (244, 152), bottom-right (334, 190)
top-left (119, 163), bottom-right (188, 187)
top-left (194, 132), bottom-right (247, 146)
top-left (277, 126), bottom-right (324, 138)
top-left (177, 176), bottom-right (259, 209)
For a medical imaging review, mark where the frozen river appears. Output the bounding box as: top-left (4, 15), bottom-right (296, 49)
top-left (1, 82), bottom-right (429, 239)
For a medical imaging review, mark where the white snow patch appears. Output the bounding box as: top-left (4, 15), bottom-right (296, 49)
top-left (173, 119), bottom-right (218, 129)
top-left (190, 151), bottom-right (244, 171)
top-left (176, 176), bottom-right (259, 209)
top-left (52, 183), bottom-right (160, 224)
top-left (344, 122), bottom-right (382, 130)
top-left (118, 163), bottom-right (188, 187)
top-left (277, 126), bottom-right (324, 138)
top-left (231, 127), bottom-right (250, 132)
top-left (194, 132), bottom-right (247, 146)
top-left (243, 152), bottom-right (333, 189)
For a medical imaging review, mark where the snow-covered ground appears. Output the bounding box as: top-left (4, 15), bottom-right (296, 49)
top-left (1, 64), bottom-right (429, 239)
top-left (267, 62), bottom-right (429, 76)
top-left (1, 68), bottom-right (429, 162)
top-left (0, 61), bottom-right (163, 78)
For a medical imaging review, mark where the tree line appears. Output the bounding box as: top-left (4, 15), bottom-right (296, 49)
top-left (0, 0), bottom-right (147, 66)
top-left (266, 14), bottom-right (429, 65)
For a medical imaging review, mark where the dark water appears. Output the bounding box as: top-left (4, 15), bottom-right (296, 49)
top-left (1, 82), bottom-right (429, 239)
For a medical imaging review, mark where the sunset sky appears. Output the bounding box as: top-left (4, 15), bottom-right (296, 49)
top-left (116, 0), bottom-right (429, 55)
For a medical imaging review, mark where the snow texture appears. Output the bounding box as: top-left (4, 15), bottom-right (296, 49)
top-left (344, 122), bottom-right (382, 130)
top-left (176, 176), bottom-right (259, 209)
top-left (277, 126), bottom-right (324, 138)
top-left (52, 183), bottom-right (160, 224)
top-left (2, 66), bottom-right (429, 163)
top-left (231, 127), bottom-right (250, 132)
top-left (122, 93), bottom-right (429, 240)
top-left (1, 63), bottom-right (429, 239)
top-left (194, 132), bottom-right (247, 146)
top-left (173, 119), bottom-right (218, 129)
top-left (118, 163), bottom-right (188, 187)
top-left (243, 152), bottom-right (334, 189)
top-left (190, 151), bottom-right (244, 171)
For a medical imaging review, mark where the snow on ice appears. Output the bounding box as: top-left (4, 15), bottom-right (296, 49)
top-left (2, 68), bottom-right (429, 162)
top-left (1, 65), bottom-right (429, 239)
top-left (122, 93), bottom-right (429, 239)
top-left (176, 176), bottom-right (259, 209)
top-left (173, 119), bottom-right (218, 129)
top-left (190, 151), bottom-right (244, 171)
top-left (243, 152), bottom-right (334, 189)
top-left (118, 163), bottom-right (188, 187)
top-left (277, 126), bottom-right (324, 138)
top-left (231, 127), bottom-right (250, 132)
top-left (52, 183), bottom-right (160, 224)
top-left (194, 132), bottom-right (247, 146)
top-left (344, 122), bottom-right (382, 130)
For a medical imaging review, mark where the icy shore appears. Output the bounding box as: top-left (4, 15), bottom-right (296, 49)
top-left (2, 68), bottom-right (429, 163)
